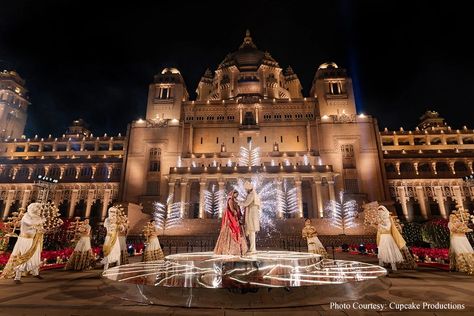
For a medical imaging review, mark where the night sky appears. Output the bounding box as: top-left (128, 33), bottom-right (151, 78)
top-left (1, 0), bottom-right (472, 137)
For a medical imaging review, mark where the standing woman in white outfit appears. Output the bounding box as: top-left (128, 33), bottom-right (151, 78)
top-left (1, 203), bottom-right (45, 283)
top-left (102, 207), bottom-right (121, 270)
top-left (376, 206), bottom-right (405, 271)
top-left (448, 210), bottom-right (474, 275)
top-left (65, 219), bottom-right (95, 270)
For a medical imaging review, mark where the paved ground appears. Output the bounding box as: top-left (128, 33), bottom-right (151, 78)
top-left (0, 252), bottom-right (473, 316)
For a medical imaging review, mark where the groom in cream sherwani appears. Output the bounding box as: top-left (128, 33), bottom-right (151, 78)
top-left (241, 181), bottom-right (261, 254)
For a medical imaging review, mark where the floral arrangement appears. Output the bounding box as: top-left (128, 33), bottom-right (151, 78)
top-left (410, 247), bottom-right (449, 263)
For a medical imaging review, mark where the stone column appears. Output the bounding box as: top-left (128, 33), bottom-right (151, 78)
top-left (85, 189), bottom-right (95, 218)
top-left (180, 180), bottom-right (188, 218)
top-left (467, 161), bottom-right (473, 174)
top-left (310, 180), bottom-right (318, 218)
top-left (306, 122), bottom-right (311, 152)
top-left (218, 180), bottom-right (225, 218)
top-left (189, 124), bottom-right (194, 153)
top-left (199, 181), bottom-right (207, 219)
top-left (295, 179), bottom-right (304, 218)
top-left (451, 185), bottom-right (464, 208)
top-left (328, 180), bottom-right (336, 202)
top-left (54, 190), bottom-right (62, 208)
top-left (314, 180), bottom-right (323, 218)
top-left (168, 181), bottom-right (176, 199)
top-left (449, 161), bottom-right (456, 175)
top-left (395, 162), bottom-right (401, 175)
top-left (3, 190), bottom-right (16, 219)
top-left (101, 189), bottom-right (112, 220)
top-left (255, 107), bottom-right (259, 124)
top-left (21, 190), bottom-right (31, 209)
top-left (68, 189), bottom-right (79, 218)
top-left (239, 108), bottom-right (243, 124)
top-left (11, 167), bottom-right (18, 180)
top-left (396, 186), bottom-right (409, 220)
top-left (433, 186), bottom-right (447, 219)
top-left (415, 186), bottom-right (429, 219)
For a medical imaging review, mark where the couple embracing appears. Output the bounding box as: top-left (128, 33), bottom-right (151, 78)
top-left (214, 181), bottom-right (261, 256)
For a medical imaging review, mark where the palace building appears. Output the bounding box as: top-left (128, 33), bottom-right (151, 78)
top-left (0, 31), bottom-right (473, 224)
top-left (381, 111), bottom-right (474, 221)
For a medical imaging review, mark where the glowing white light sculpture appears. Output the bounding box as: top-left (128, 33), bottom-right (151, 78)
top-left (153, 193), bottom-right (182, 234)
top-left (204, 184), bottom-right (225, 218)
top-left (233, 175), bottom-right (277, 235)
top-left (238, 141), bottom-right (261, 167)
top-left (277, 179), bottom-right (298, 218)
top-left (325, 191), bottom-right (358, 234)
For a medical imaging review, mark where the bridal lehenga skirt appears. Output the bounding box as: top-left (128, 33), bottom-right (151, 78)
top-left (143, 237), bottom-right (165, 262)
top-left (450, 235), bottom-right (474, 275)
top-left (65, 237), bottom-right (95, 271)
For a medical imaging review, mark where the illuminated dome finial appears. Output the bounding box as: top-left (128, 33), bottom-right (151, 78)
top-left (161, 67), bottom-right (181, 75)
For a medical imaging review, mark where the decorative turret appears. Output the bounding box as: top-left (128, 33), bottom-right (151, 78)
top-left (417, 111), bottom-right (448, 131)
top-left (0, 67), bottom-right (30, 139)
top-left (196, 68), bottom-right (214, 101)
top-left (284, 66), bottom-right (303, 98)
top-left (310, 62), bottom-right (356, 117)
top-left (65, 119), bottom-right (91, 137)
top-left (146, 68), bottom-right (189, 122)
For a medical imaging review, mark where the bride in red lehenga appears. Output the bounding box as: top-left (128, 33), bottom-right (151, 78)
top-left (214, 190), bottom-right (248, 256)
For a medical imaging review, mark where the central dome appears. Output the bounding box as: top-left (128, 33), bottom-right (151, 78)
top-left (218, 30), bottom-right (278, 70)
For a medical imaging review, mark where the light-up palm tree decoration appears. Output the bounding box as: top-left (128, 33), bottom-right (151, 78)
top-left (325, 191), bottom-right (358, 234)
top-left (239, 141), bottom-right (261, 167)
top-left (153, 194), bottom-right (182, 235)
top-left (277, 179), bottom-right (298, 218)
top-left (204, 184), bottom-right (225, 218)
